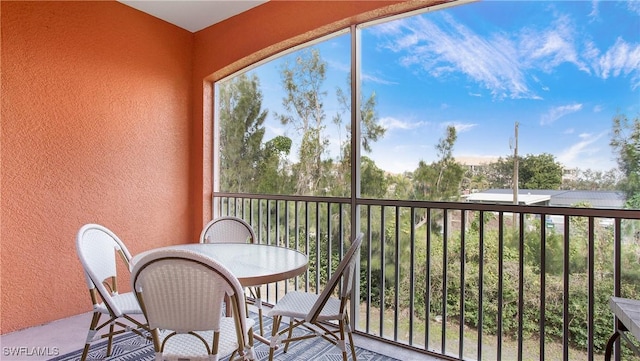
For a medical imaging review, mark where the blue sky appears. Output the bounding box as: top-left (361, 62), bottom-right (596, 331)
top-left (245, 1), bottom-right (640, 174)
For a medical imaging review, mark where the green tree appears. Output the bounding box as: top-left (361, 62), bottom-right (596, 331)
top-left (485, 156), bottom-right (515, 189)
top-left (333, 76), bottom-right (387, 197)
top-left (255, 135), bottom-right (294, 194)
top-left (278, 48), bottom-right (330, 196)
top-left (218, 73), bottom-right (268, 193)
top-left (561, 168), bottom-right (621, 191)
top-left (519, 153), bottom-right (563, 189)
top-left (413, 126), bottom-right (465, 201)
top-left (610, 113), bottom-right (640, 209)
top-left (361, 156), bottom-right (387, 198)
top-left (484, 154), bottom-right (562, 190)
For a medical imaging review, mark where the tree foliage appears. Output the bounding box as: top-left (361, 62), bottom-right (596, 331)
top-left (610, 113), bottom-right (640, 209)
top-left (218, 73), bottom-right (268, 193)
top-left (278, 48), bottom-right (330, 196)
top-left (479, 153), bottom-right (563, 191)
top-left (413, 126), bottom-right (465, 201)
top-left (519, 153), bottom-right (563, 189)
top-left (561, 168), bottom-right (621, 191)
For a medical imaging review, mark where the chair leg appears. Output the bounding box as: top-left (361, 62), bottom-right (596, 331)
top-left (106, 322), bottom-right (115, 356)
top-left (80, 312), bottom-right (102, 361)
top-left (345, 314), bottom-right (357, 361)
top-left (258, 306), bottom-right (264, 337)
top-left (338, 319), bottom-right (348, 361)
top-left (255, 287), bottom-right (264, 337)
top-left (269, 316), bottom-right (282, 361)
top-left (283, 317), bottom-right (294, 353)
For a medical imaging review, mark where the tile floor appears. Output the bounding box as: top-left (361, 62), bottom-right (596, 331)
top-left (0, 307), bottom-right (441, 361)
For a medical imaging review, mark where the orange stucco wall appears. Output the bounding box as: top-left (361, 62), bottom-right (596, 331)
top-left (2, 0), bottom-right (443, 334)
top-left (1, 1), bottom-right (194, 333)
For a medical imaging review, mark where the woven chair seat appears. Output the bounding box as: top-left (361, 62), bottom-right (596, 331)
top-left (94, 292), bottom-right (142, 314)
top-left (268, 291), bottom-right (342, 321)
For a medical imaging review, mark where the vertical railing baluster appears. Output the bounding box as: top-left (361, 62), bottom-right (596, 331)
top-left (305, 201), bottom-right (310, 293)
top-left (249, 198), bottom-right (255, 242)
top-left (478, 210), bottom-right (485, 360)
top-left (380, 205), bottom-right (386, 339)
top-left (540, 212), bottom-right (547, 361)
top-left (294, 201), bottom-right (299, 291)
top-left (258, 199), bottom-right (264, 244)
top-left (497, 211), bottom-right (504, 361)
top-left (613, 217), bottom-right (622, 361)
top-left (276, 200), bottom-right (281, 246)
top-left (366, 205), bottom-right (372, 334)
top-left (459, 210), bottom-right (466, 359)
top-left (426, 207), bottom-right (432, 351)
top-left (394, 206), bottom-right (400, 342)
top-left (518, 212), bottom-right (525, 361)
top-left (442, 209), bottom-right (448, 354)
top-left (315, 201), bottom-right (320, 294)
top-left (284, 200), bottom-right (290, 294)
top-left (409, 206), bottom-right (415, 346)
top-left (275, 199), bottom-right (281, 301)
top-left (588, 216), bottom-right (595, 361)
top-left (327, 202), bottom-right (332, 281)
top-left (563, 215), bottom-right (570, 361)
top-left (339, 203), bottom-right (345, 258)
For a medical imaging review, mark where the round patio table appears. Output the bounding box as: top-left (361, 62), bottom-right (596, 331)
top-left (132, 243), bottom-right (309, 287)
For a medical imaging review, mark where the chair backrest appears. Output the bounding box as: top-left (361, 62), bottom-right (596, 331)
top-left (307, 232), bottom-right (363, 323)
top-left (199, 216), bottom-right (256, 244)
top-left (131, 249), bottom-right (252, 346)
top-left (76, 223), bottom-right (133, 317)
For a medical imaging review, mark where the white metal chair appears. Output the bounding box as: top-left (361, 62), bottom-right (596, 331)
top-left (75, 223), bottom-right (149, 361)
top-left (132, 248), bottom-right (255, 361)
top-left (200, 216), bottom-right (265, 336)
top-left (267, 233), bottom-right (364, 361)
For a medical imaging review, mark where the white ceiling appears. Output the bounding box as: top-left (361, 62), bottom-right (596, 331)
top-left (119, 1), bottom-right (268, 33)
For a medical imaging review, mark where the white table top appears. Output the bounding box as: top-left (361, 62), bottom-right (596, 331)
top-left (133, 243), bottom-right (309, 287)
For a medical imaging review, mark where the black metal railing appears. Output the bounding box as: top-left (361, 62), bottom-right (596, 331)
top-left (214, 192), bottom-right (640, 361)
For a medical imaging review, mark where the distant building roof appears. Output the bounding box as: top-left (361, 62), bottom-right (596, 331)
top-left (463, 192), bottom-right (550, 205)
top-left (465, 189), bottom-right (626, 209)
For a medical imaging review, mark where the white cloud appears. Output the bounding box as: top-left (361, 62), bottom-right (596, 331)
top-left (376, 6), bottom-right (640, 97)
top-left (442, 121), bottom-right (477, 133)
top-left (588, 0), bottom-right (600, 22)
top-left (362, 73), bottom-right (398, 85)
top-left (592, 37), bottom-right (640, 90)
top-left (557, 131), bottom-right (606, 165)
top-left (379, 116), bottom-right (427, 131)
top-left (382, 14), bottom-right (536, 100)
top-left (628, 0), bottom-right (640, 16)
top-left (519, 14), bottom-right (590, 74)
top-left (540, 103), bottom-right (583, 125)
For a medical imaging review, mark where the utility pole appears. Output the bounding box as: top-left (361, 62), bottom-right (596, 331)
top-left (513, 122), bottom-right (519, 205)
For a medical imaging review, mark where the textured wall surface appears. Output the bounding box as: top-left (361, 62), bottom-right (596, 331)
top-left (1, 1), bottom-right (193, 333)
